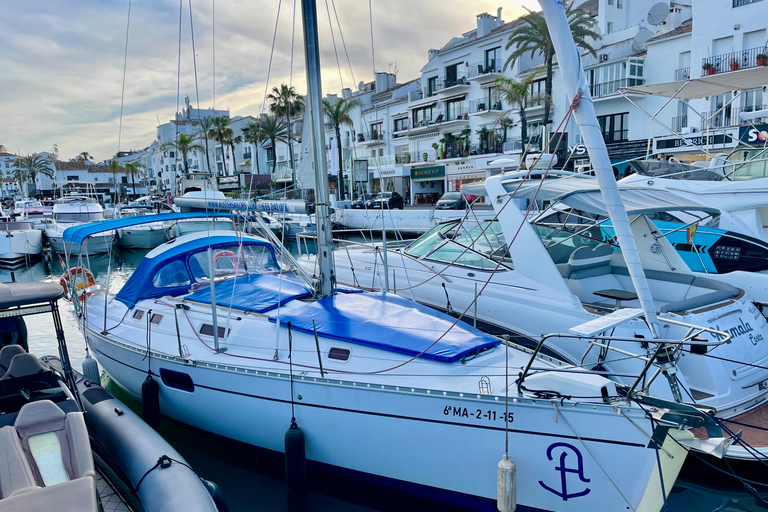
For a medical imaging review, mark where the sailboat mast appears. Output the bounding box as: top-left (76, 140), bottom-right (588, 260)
top-left (300, 0), bottom-right (335, 298)
top-left (539, 0), bottom-right (660, 336)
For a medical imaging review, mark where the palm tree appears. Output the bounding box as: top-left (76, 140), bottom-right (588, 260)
top-left (76, 151), bottom-right (94, 164)
top-left (208, 117), bottom-right (232, 176)
top-left (124, 161), bottom-right (146, 198)
top-left (244, 121), bottom-right (265, 175)
top-left (109, 159), bottom-right (120, 203)
top-left (197, 117), bottom-right (215, 174)
top-left (268, 84), bottom-right (305, 186)
top-left (160, 133), bottom-right (205, 174)
top-left (503, 2), bottom-right (600, 128)
top-left (322, 97), bottom-right (362, 200)
top-left (496, 76), bottom-right (535, 161)
top-left (257, 115), bottom-right (288, 174)
top-left (227, 132), bottom-right (244, 176)
top-left (13, 155), bottom-right (54, 196)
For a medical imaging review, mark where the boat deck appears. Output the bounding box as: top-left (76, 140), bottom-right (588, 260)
top-left (95, 470), bottom-right (130, 512)
top-left (722, 402), bottom-right (768, 448)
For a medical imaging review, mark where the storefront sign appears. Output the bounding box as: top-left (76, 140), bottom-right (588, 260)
top-left (410, 165), bottom-right (445, 180)
top-left (739, 124), bottom-right (768, 145)
top-left (451, 172), bottom-right (486, 181)
top-left (606, 140), bottom-right (647, 159)
top-left (656, 133), bottom-right (733, 150)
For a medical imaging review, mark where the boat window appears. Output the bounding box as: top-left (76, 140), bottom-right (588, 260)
top-left (189, 244), bottom-right (279, 281)
top-left (728, 148), bottom-right (768, 181)
top-left (426, 242), bottom-right (504, 269)
top-left (160, 368), bottom-right (195, 392)
top-left (328, 347), bottom-right (351, 361)
top-left (533, 223), bottom-right (609, 264)
top-left (150, 314), bottom-right (163, 325)
top-left (152, 260), bottom-right (191, 288)
top-left (54, 212), bottom-right (104, 222)
top-left (133, 310), bottom-right (144, 320)
top-left (199, 324), bottom-right (229, 338)
top-left (405, 222), bottom-right (460, 257)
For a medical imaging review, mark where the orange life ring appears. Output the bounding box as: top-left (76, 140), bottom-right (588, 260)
top-left (212, 250), bottom-right (241, 272)
top-left (60, 267), bottom-right (96, 301)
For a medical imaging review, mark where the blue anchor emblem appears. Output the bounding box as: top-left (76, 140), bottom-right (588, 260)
top-left (538, 442), bottom-right (591, 501)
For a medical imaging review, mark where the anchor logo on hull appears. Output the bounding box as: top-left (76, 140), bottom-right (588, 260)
top-left (539, 442), bottom-right (591, 501)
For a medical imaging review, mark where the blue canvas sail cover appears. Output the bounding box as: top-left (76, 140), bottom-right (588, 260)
top-left (270, 292), bottom-right (500, 363)
top-left (186, 273), bottom-right (314, 313)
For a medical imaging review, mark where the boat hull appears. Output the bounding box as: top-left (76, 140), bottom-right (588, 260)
top-left (0, 229), bottom-right (43, 264)
top-left (85, 325), bottom-right (687, 512)
top-left (47, 231), bottom-right (115, 255)
top-left (117, 226), bottom-right (169, 249)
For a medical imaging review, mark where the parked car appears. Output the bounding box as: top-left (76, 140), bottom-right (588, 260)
top-left (351, 194), bottom-right (376, 209)
top-left (367, 191), bottom-right (404, 209)
top-left (434, 191), bottom-right (467, 210)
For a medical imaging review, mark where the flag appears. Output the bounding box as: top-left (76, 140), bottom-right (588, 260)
top-left (686, 223), bottom-right (698, 245)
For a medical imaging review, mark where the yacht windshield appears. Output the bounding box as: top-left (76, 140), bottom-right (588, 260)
top-left (628, 160), bottom-right (724, 181)
top-left (54, 212), bottom-right (104, 222)
top-left (189, 244), bottom-right (279, 281)
top-left (727, 148), bottom-right (768, 181)
top-left (405, 220), bottom-right (512, 270)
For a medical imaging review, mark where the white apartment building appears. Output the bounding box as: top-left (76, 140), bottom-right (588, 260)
top-left (0, 146), bottom-right (19, 198)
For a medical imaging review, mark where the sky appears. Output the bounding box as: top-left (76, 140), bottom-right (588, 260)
top-left (0, 0), bottom-right (537, 162)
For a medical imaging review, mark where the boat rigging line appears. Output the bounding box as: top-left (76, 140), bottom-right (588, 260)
top-left (117, 0), bottom-right (132, 153)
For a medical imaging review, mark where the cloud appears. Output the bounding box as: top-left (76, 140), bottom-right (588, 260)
top-left (0, 0), bottom-right (536, 161)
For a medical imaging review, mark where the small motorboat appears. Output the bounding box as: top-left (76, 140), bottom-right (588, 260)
top-left (44, 183), bottom-right (114, 255)
top-left (115, 205), bottom-right (172, 249)
top-left (0, 281), bottom-right (225, 512)
top-left (0, 218), bottom-right (43, 266)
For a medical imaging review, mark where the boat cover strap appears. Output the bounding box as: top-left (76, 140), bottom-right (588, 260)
top-left (269, 292), bottom-right (500, 363)
top-left (185, 273), bottom-right (314, 314)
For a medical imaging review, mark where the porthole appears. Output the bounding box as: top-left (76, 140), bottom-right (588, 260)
top-left (133, 310), bottom-right (144, 320)
top-left (160, 368), bottom-right (194, 392)
top-left (150, 314), bottom-right (163, 325)
top-left (200, 324), bottom-right (229, 338)
top-left (328, 347), bottom-right (351, 361)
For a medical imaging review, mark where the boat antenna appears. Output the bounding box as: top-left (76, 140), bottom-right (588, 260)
top-left (539, 0), bottom-right (660, 337)
top-left (301, 0), bottom-right (335, 298)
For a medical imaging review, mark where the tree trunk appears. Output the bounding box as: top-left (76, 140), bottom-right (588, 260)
top-left (271, 138), bottom-right (277, 174)
top-left (520, 104), bottom-right (529, 166)
top-left (131, 171), bottom-right (136, 197)
top-left (336, 127), bottom-right (344, 201)
top-left (219, 140), bottom-right (226, 176)
top-left (203, 139), bottom-right (212, 175)
top-left (230, 143), bottom-right (238, 177)
top-left (543, 52), bottom-right (554, 128)
top-left (286, 114), bottom-right (296, 195)
top-left (254, 143), bottom-right (261, 174)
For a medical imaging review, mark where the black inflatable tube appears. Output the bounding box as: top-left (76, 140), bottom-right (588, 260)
top-left (77, 378), bottom-right (220, 512)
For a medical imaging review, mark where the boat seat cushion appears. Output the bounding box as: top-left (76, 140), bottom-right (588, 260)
top-left (557, 244), bottom-right (613, 279)
top-left (13, 401), bottom-right (94, 484)
top-left (0, 354), bottom-right (46, 381)
top-left (0, 426), bottom-right (38, 499)
top-left (0, 475), bottom-right (97, 512)
top-left (0, 346), bottom-right (25, 377)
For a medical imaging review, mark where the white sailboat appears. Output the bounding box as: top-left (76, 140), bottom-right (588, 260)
top-left (66, 1), bottom-right (735, 510)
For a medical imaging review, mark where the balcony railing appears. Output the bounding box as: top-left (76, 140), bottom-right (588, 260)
top-left (701, 46), bottom-right (767, 76)
top-left (674, 67), bottom-right (690, 81)
top-left (589, 78), bottom-right (645, 98)
top-left (395, 152), bottom-right (411, 164)
top-left (733, 0), bottom-right (763, 7)
top-left (367, 154), bottom-right (396, 166)
top-left (468, 60), bottom-right (501, 78)
top-left (357, 131), bottom-right (385, 143)
top-left (671, 115), bottom-right (688, 132)
top-left (441, 71), bottom-right (469, 89)
top-left (411, 109), bottom-right (446, 129)
top-left (392, 121), bottom-right (410, 136)
top-left (445, 106), bottom-right (469, 122)
top-left (469, 99), bottom-right (504, 114)
top-left (700, 105), bottom-right (768, 129)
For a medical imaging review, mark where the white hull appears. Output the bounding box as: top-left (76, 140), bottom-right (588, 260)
top-left (0, 229), bottom-right (43, 263)
top-left (46, 231), bottom-right (115, 255)
top-left (117, 226), bottom-right (169, 249)
top-left (84, 319), bottom-right (688, 512)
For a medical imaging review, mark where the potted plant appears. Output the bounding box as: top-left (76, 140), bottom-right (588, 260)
top-left (431, 142), bottom-right (440, 160)
top-left (702, 62), bottom-right (715, 75)
top-left (730, 58), bottom-right (740, 71)
top-left (459, 128), bottom-right (472, 157)
top-left (758, 53), bottom-right (767, 66)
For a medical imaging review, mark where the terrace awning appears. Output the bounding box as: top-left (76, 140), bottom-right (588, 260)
top-left (620, 66), bottom-right (768, 100)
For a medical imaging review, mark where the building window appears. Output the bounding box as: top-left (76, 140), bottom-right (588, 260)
top-left (394, 145), bottom-right (409, 164)
top-left (445, 63), bottom-right (460, 87)
top-left (617, 0), bottom-right (623, 8)
top-left (413, 106), bottom-right (433, 127)
top-left (393, 117), bottom-right (409, 132)
top-left (370, 121), bottom-right (383, 139)
top-left (529, 78), bottom-right (546, 105)
top-left (597, 113), bottom-right (629, 143)
top-left (628, 58), bottom-right (644, 86)
top-left (607, 0), bottom-right (613, 4)
top-left (606, 22), bottom-right (613, 34)
top-left (427, 77), bottom-right (437, 97)
top-left (446, 99), bottom-right (466, 121)
top-left (485, 47), bottom-right (501, 73)
top-left (67, 175), bottom-right (78, 181)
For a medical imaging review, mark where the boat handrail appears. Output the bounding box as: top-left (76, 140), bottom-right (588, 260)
top-left (517, 316), bottom-right (730, 401)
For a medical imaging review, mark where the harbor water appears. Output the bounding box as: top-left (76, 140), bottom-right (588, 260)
top-left (4, 245), bottom-right (767, 512)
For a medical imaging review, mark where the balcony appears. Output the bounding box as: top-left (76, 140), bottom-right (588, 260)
top-left (367, 154), bottom-right (396, 167)
top-left (733, 0), bottom-right (763, 6)
top-left (590, 78), bottom-right (645, 99)
top-left (701, 46), bottom-right (767, 76)
top-left (674, 67), bottom-right (690, 81)
top-left (394, 152), bottom-right (411, 164)
top-left (356, 131), bottom-right (386, 146)
top-left (671, 115), bottom-right (689, 132)
top-left (468, 60), bottom-right (503, 81)
top-left (437, 72), bottom-right (470, 96)
top-left (468, 99), bottom-right (504, 116)
top-left (392, 120), bottom-right (410, 138)
top-left (700, 105), bottom-right (768, 129)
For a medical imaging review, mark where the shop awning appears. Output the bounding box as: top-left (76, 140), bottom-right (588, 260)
top-left (620, 66), bottom-right (768, 100)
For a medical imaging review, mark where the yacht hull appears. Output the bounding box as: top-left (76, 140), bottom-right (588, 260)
top-left (84, 324), bottom-right (687, 512)
top-left (47, 232), bottom-right (115, 255)
top-left (117, 226), bottom-right (169, 249)
top-left (0, 229), bottom-right (43, 264)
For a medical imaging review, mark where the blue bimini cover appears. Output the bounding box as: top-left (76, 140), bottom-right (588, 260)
top-left (270, 292), bottom-right (500, 363)
top-left (186, 273), bottom-right (314, 314)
